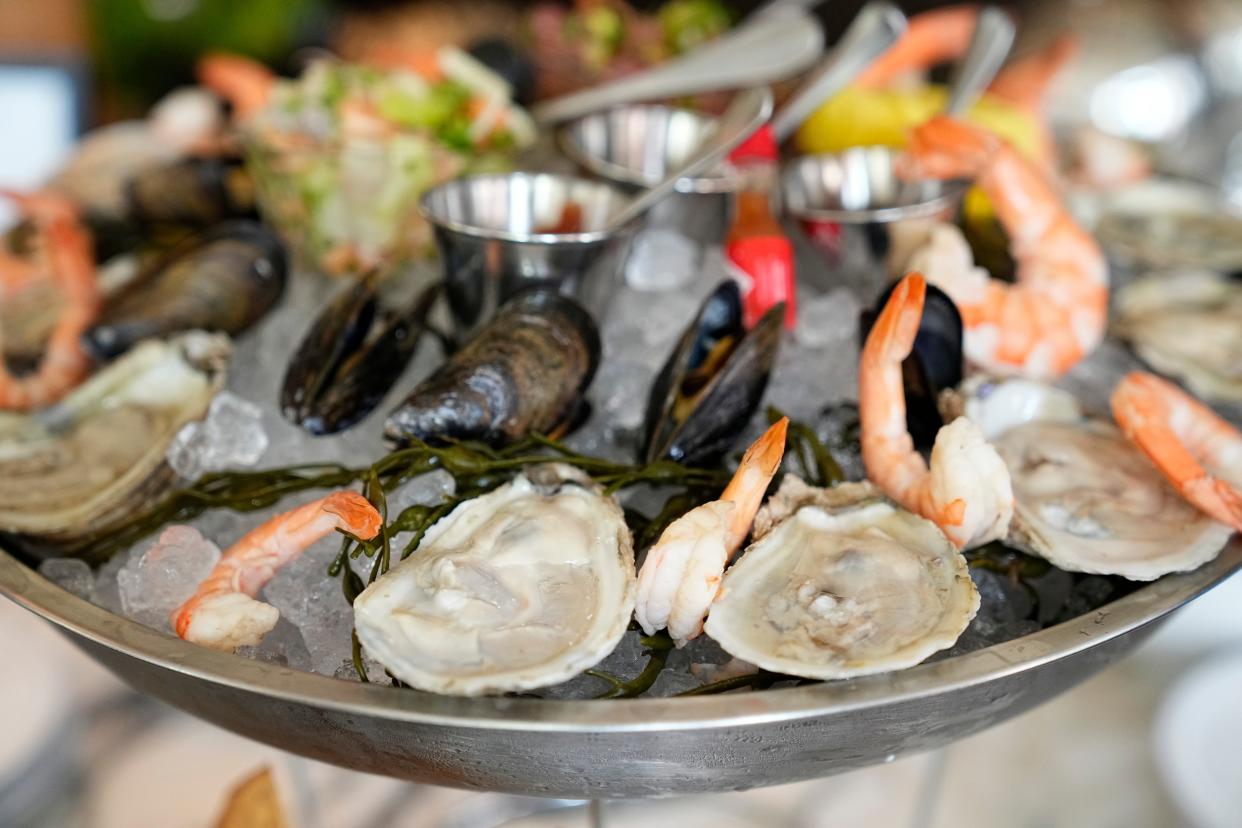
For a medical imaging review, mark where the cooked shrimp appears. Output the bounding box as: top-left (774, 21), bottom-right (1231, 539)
top-left (855, 8), bottom-right (1073, 166)
top-left (173, 491), bottom-right (383, 651)
top-left (196, 52), bottom-right (277, 122)
top-left (635, 418), bottom-right (787, 646)
top-left (1111, 372), bottom-right (1242, 532)
top-left (860, 273), bottom-right (1012, 549)
top-left (0, 190), bottom-right (100, 411)
top-left (902, 117), bottom-right (1108, 379)
top-left (856, 5), bottom-right (979, 90)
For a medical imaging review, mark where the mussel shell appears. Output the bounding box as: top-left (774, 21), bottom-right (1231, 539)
top-left (125, 156), bottom-right (256, 228)
top-left (282, 280), bottom-right (439, 435)
top-left (642, 282), bottom-right (782, 466)
top-left (860, 280), bottom-right (964, 450)
top-left (83, 220), bottom-right (287, 361)
top-left (384, 290), bottom-right (600, 446)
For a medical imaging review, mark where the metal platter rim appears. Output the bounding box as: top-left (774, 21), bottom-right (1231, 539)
top-left (2, 541), bottom-right (1238, 734)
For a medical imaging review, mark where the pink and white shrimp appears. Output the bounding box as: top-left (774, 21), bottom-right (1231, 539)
top-left (0, 190), bottom-right (100, 411)
top-left (634, 418), bottom-right (787, 646)
top-left (901, 116), bottom-right (1109, 379)
top-left (173, 491), bottom-right (383, 651)
top-left (860, 273), bottom-right (1012, 549)
top-left (1111, 372), bottom-right (1242, 533)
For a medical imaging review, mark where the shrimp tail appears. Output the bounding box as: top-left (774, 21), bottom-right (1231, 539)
top-left (720, 417), bottom-right (788, 551)
top-left (323, 491), bottom-right (384, 538)
top-left (1112, 371), bottom-right (1242, 532)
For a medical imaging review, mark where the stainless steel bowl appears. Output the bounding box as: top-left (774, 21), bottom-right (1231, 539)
top-left (559, 105), bottom-right (738, 253)
top-left (3, 542), bottom-right (1238, 799)
top-left (420, 173), bottom-right (636, 335)
top-left (782, 147), bottom-right (968, 297)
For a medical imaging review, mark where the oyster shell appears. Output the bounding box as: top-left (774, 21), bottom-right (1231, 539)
top-left (703, 477), bottom-right (978, 680)
top-left (0, 332), bottom-right (230, 554)
top-left (994, 419), bottom-right (1234, 581)
top-left (951, 377), bottom-right (1233, 580)
top-left (1114, 270), bottom-right (1242, 402)
top-left (354, 464), bottom-right (635, 696)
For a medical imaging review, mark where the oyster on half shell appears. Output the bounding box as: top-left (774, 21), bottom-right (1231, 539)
top-left (703, 477), bottom-right (979, 681)
top-left (0, 332), bottom-right (231, 555)
top-left (953, 377), bottom-right (1233, 581)
top-left (354, 464), bottom-right (635, 696)
top-left (1114, 270), bottom-right (1242, 402)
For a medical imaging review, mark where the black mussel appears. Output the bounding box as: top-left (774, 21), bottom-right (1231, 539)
top-left (384, 290), bottom-right (600, 447)
top-left (282, 279), bottom-right (440, 435)
top-left (859, 280), bottom-right (964, 450)
top-left (83, 220), bottom-right (286, 361)
top-left (125, 156), bottom-right (255, 228)
top-left (642, 281), bottom-right (782, 466)
top-left (467, 38), bottom-right (537, 106)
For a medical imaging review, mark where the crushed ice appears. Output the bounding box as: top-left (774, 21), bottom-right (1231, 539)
top-left (167, 392), bottom-right (269, 480)
top-left (38, 558), bottom-right (95, 601)
top-left (117, 525), bottom-right (221, 631)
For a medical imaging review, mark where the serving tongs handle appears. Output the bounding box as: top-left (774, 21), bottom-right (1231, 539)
top-left (605, 87), bottom-right (774, 231)
top-left (770, 1), bottom-right (908, 142)
top-left (533, 11), bottom-right (822, 126)
top-left (944, 6), bottom-right (1017, 117)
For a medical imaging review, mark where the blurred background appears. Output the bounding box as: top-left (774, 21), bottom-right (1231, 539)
top-left (3, 0), bottom-right (1242, 826)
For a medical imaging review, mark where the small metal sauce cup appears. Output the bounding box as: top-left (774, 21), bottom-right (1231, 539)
top-left (420, 172), bottom-right (636, 336)
top-left (559, 105), bottom-right (739, 257)
top-left (782, 146), bottom-right (968, 299)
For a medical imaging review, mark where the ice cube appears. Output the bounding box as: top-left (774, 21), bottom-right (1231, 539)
top-left (117, 525), bottom-right (222, 631)
top-left (795, 288), bottom-right (861, 348)
top-left (262, 539), bottom-right (355, 676)
top-left (624, 228), bottom-right (700, 291)
top-left (38, 558), bottom-right (94, 601)
top-left (236, 617), bottom-right (313, 671)
top-left (763, 329), bottom-right (857, 424)
top-left (387, 470), bottom-right (455, 514)
top-left (334, 649), bottom-right (389, 684)
top-left (166, 392), bottom-right (269, 481)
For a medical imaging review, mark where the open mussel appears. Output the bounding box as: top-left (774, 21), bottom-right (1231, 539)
top-left (641, 281), bottom-right (781, 466)
top-left (282, 279), bottom-right (440, 435)
top-left (860, 279), bottom-right (963, 450)
top-left (384, 290), bottom-right (599, 447)
top-left (83, 220), bottom-right (286, 361)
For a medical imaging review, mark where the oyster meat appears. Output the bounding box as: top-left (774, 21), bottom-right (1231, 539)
top-left (0, 332), bottom-right (230, 554)
top-left (954, 377), bottom-right (1233, 580)
top-left (703, 477), bottom-right (979, 680)
top-left (1114, 270), bottom-right (1242, 402)
top-left (995, 419), bottom-right (1234, 581)
top-left (353, 464), bottom-right (635, 696)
